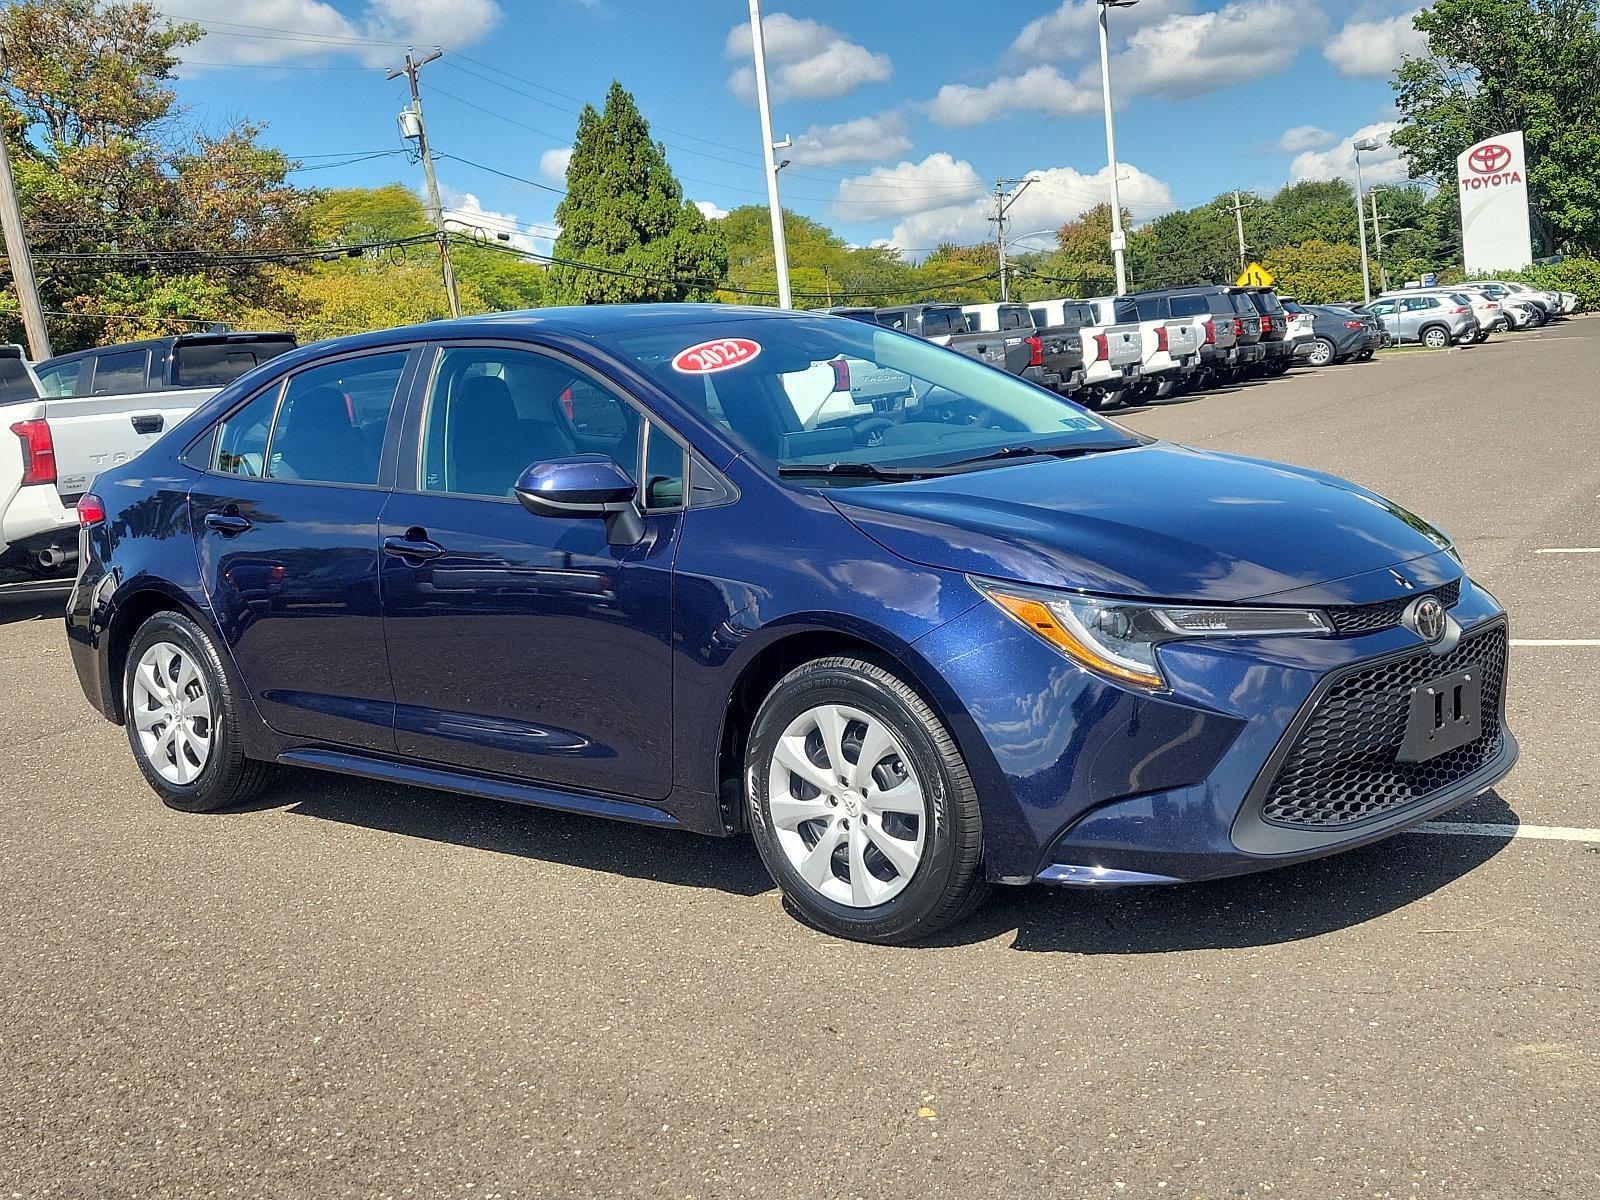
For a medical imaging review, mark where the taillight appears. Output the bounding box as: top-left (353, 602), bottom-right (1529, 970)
top-left (10, 419), bottom-right (56, 487)
top-left (1093, 334), bottom-right (1109, 361)
top-left (1026, 334), bottom-right (1042, 367)
top-left (1204, 320), bottom-right (1216, 345)
top-left (830, 358), bottom-right (851, 390)
top-left (1451, 306), bottom-right (1470, 314)
top-left (1261, 315), bottom-right (1274, 333)
top-left (1233, 318), bottom-right (1244, 338)
top-left (77, 494), bottom-right (106, 526)
top-left (1345, 320), bottom-right (1363, 329)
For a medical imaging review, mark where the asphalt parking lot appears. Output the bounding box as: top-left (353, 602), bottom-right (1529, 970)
top-left (2, 320), bottom-right (1596, 1199)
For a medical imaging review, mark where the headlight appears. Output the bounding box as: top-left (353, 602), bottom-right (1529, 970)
top-left (972, 579), bottom-right (1332, 690)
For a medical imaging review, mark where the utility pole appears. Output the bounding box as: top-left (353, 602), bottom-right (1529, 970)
top-left (0, 133), bottom-right (52, 361)
top-left (1096, 0), bottom-right (1139, 295)
top-left (748, 0), bottom-right (793, 309)
top-left (989, 178), bottom-right (1033, 301)
top-left (389, 48), bottom-right (461, 319)
top-left (1230, 190), bottom-right (1249, 272)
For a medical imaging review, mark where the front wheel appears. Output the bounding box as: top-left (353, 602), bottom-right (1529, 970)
top-left (123, 611), bottom-right (274, 813)
top-left (745, 657), bottom-right (987, 944)
top-left (1420, 325), bottom-right (1451, 349)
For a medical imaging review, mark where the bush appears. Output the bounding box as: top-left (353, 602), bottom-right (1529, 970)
top-left (1511, 259), bottom-right (1600, 310)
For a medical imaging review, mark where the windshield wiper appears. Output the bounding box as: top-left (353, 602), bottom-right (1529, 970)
top-left (937, 442), bottom-right (1130, 468)
top-left (777, 461), bottom-right (936, 480)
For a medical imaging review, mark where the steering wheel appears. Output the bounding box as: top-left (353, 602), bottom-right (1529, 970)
top-left (851, 417), bottom-right (896, 447)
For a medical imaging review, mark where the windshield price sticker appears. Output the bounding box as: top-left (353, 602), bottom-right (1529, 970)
top-left (1057, 414), bottom-right (1103, 432)
top-left (672, 337), bottom-right (762, 374)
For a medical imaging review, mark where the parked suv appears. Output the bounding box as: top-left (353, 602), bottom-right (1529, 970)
top-left (1238, 287), bottom-right (1295, 375)
top-left (1361, 295), bottom-right (1477, 348)
top-left (1130, 287), bottom-right (1240, 387)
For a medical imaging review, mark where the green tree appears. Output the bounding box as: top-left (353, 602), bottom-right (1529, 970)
top-left (1391, 0), bottom-right (1600, 253)
top-left (1128, 200), bottom-right (1236, 288)
top-left (546, 81), bottom-right (726, 305)
top-left (1261, 238), bottom-right (1367, 304)
top-left (1, 0), bottom-right (313, 350)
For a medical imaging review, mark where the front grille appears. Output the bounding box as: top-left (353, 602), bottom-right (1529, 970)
top-left (1325, 579), bottom-right (1460, 636)
top-left (1259, 622), bottom-right (1507, 829)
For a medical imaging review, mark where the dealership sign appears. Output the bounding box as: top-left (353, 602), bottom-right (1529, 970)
top-left (1457, 131), bottom-right (1533, 274)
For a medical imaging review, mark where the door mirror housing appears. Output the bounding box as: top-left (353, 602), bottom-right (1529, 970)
top-left (513, 455), bottom-right (645, 546)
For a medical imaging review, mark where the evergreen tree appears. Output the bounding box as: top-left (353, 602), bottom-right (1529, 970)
top-left (546, 82), bottom-right (726, 304)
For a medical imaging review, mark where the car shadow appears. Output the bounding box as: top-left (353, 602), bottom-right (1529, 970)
top-left (0, 581), bottom-right (71, 626)
top-left (932, 790), bottom-right (1522, 953)
top-left (247, 765), bottom-right (1520, 948)
top-left (249, 766), bottom-right (777, 897)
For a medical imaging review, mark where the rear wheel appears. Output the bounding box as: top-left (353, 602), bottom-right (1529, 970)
top-left (123, 611), bottom-right (273, 813)
top-left (1420, 325), bottom-right (1451, 350)
top-left (745, 657), bottom-right (987, 944)
top-left (1307, 338), bottom-right (1335, 367)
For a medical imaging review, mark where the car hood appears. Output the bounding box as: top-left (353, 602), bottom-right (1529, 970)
top-left (826, 442), bottom-right (1457, 604)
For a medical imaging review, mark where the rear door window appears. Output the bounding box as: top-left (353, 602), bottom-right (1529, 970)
top-left (266, 351), bottom-right (409, 485)
top-left (35, 360), bottom-right (82, 398)
top-left (90, 349), bottom-right (151, 395)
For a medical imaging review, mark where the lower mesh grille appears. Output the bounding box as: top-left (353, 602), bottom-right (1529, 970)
top-left (1259, 623), bottom-right (1508, 829)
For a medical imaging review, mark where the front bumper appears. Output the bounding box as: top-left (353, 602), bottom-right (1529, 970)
top-left (915, 564), bottom-right (1513, 885)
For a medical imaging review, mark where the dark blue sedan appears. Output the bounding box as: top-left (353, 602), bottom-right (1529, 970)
top-left (66, 305), bottom-right (1516, 943)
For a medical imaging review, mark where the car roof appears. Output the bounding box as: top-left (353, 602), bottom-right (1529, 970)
top-left (37, 329), bottom-right (294, 369)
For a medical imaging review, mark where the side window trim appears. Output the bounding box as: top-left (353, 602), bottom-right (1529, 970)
top-left (195, 345), bottom-right (421, 489)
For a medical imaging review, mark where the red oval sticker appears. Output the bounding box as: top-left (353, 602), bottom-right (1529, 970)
top-left (671, 337), bottom-right (762, 374)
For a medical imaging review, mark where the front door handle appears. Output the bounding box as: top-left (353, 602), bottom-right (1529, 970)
top-left (204, 512), bottom-right (253, 536)
top-left (131, 414), bottom-right (164, 435)
top-left (382, 533), bottom-right (445, 562)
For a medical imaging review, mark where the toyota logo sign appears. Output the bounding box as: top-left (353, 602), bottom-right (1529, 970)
top-left (1468, 143), bottom-right (1512, 174)
top-left (1403, 595), bottom-right (1448, 644)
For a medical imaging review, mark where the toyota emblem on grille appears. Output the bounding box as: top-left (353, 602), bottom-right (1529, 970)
top-left (1404, 596), bottom-right (1447, 643)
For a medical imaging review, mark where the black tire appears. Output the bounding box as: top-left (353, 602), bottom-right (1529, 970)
top-left (123, 610), bottom-right (274, 813)
top-left (1356, 349), bottom-right (1374, 361)
top-left (1420, 324), bottom-right (1451, 349)
top-left (1307, 338), bottom-right (1335, 367)
top-left (745, 657), bottom-right (988, 944)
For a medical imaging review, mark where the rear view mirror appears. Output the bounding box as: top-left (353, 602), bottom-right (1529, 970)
top-left (513, 455), bottom-right (644, 546)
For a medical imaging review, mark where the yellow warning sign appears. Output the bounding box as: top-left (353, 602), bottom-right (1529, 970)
top-left (1236, 262), bottom-right (1275, 287)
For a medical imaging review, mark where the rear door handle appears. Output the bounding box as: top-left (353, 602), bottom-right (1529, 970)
top-left (204, 512), bottom-right (253, 536)
top-left (382, 534), bottom-right (445, 562)
top-left (132, 414), bottom-right (163, 434)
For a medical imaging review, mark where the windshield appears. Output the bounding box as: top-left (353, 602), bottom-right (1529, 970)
top-left (603, 314), bottom-right (1139, 482)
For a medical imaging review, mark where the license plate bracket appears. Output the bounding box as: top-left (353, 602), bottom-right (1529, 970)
top-left (1397, 667), bottom-right (1482, 763)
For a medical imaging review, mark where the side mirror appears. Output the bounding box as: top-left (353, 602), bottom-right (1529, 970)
top-left (513, 455), bottom-right (644, 546)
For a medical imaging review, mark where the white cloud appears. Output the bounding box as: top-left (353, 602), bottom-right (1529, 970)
top-left (926, 65), bottom-right (1100, 128)
top-left (1111, 0), bottom-right (1323, 99)
top-left (831, 153), bottom-right (987, 223)
top-left (539, 147), bottom-right (573, 182)
top-left (725, 13), bottom-right (891, 103)
top-left (1325, 9), bottom-right (1428, 78)
top-left (694, 200), bottom-right (729, 221)
top-left (1289, 121), bottom-right (1407, 185)
top-left (438, 186), bottom-right (552, 253)
top-left (831, 155), bottom-right (1172, 255)
top-left (158, 0), bottom-right (501, 67)
top-left (929, 0), bottom-right (1322, 126)
top-left (1010, 0), bottom-right (1196, 63)
top-left (1277, 125), bottom-right (1337, 153)
top-left (789, 112), bottom-right (912, 167)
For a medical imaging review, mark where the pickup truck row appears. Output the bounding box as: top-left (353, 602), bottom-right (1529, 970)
top-left (829, 283), bottom-right (1310, 412)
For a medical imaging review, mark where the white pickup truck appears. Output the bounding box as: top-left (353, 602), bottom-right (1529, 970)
top-left (1027, 297), bottom-right (1143, 411)
top-left (1, 331), bottom-right (295, 581)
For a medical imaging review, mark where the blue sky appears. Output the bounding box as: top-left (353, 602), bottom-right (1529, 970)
top-left (155, 0), bottom-right (1423, 258)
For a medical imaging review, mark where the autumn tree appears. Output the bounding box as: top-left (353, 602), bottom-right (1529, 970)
top-left (0, 0), bottom-right (314, 349)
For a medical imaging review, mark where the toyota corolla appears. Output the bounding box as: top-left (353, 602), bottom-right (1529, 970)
top-left (65, 306), bottom-right (1517, 943)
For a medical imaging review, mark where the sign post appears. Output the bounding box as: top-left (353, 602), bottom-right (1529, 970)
top-left (1457, 131), bottom-right (1533, 274)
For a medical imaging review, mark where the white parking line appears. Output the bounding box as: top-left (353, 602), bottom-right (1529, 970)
top-left (1534, 547), bottom-right (1600, 554)
top-left (1411, 822), bottom-right (1600, 843)
top-left (1510, 639), bottom-right (1600, 647)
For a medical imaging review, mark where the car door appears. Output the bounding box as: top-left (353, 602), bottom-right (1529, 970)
top-left (378, 341), bottom-right (683, 800)
top-left (189, 346), bottom-right (419, 752)
top-left (1366, 300), bottom-right (1399, 339)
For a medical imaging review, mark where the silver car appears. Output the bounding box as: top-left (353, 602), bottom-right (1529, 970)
top-left (1362, 293), bottom-right (1478, 348)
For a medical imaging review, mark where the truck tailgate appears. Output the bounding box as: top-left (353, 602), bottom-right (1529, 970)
top-left (48, 387), bottom-right (218, 499)
top-left (1102, 324), bottom-right (1142, 366)
top-left (1164, 321), bottom-right (1201, 357)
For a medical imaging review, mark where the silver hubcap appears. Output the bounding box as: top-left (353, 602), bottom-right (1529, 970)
top-left (1425, 330), bottom-right (1446, 348)
top-left (1310, 340), bottom-right (1332, 365)
top-left (131, 642), bottom-right (212, 785)
top-left (767, 703), bottom-right (926, 908)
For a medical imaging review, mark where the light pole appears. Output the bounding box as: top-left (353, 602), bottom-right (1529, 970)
top-left (1352, 135), bottom-right (1381, 305)
top-left (1096, 0), bottom-right (1138, 295)
top-left (748, 0), bottom-right (793, 308)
